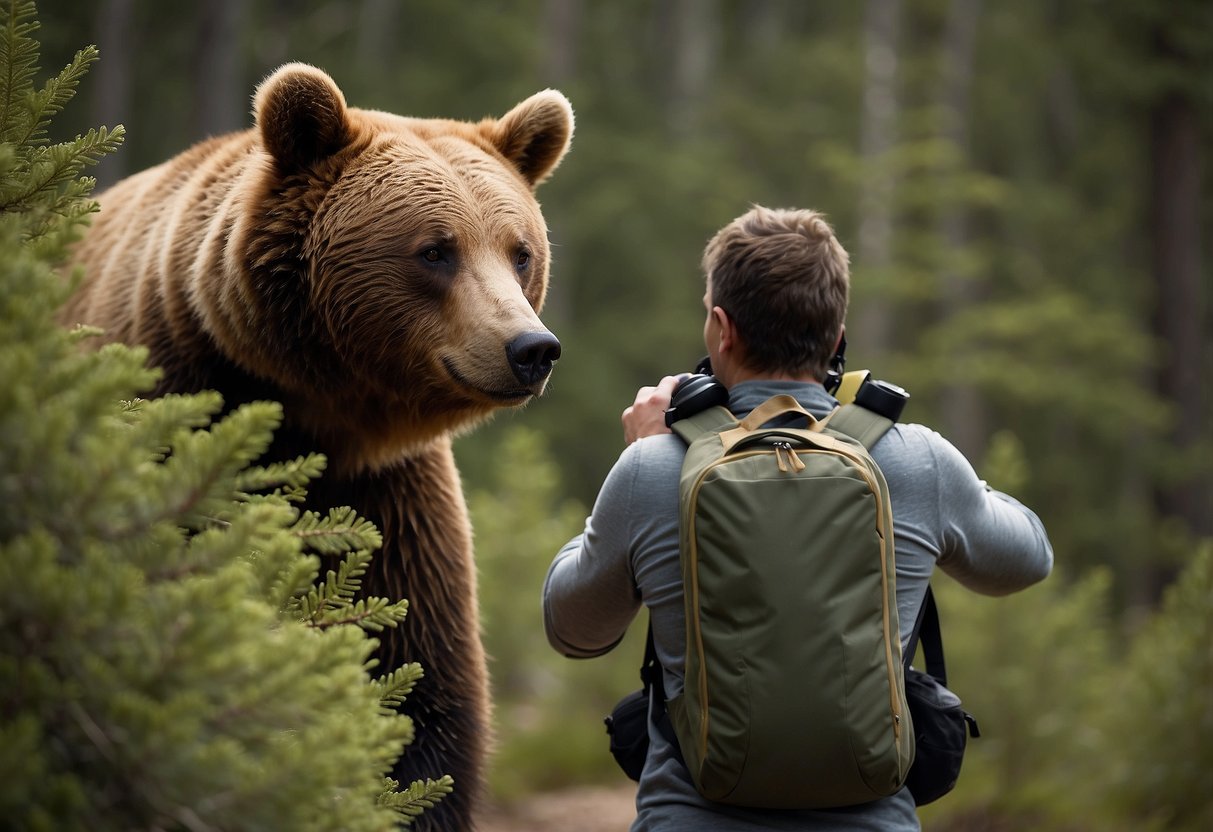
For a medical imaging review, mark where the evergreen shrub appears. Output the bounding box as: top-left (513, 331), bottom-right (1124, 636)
top-left (0, 2), bottom-right (451, 828)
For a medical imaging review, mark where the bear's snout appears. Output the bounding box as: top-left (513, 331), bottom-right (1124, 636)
top-left (506, 331), bottom-right (562, 387)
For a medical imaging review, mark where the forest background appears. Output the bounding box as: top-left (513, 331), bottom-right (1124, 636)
top-left (32, 1), bottom-right (1212, 829)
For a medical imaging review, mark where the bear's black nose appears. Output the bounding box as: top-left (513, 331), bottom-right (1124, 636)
top-left (507, 331), bottom-right (562, 386)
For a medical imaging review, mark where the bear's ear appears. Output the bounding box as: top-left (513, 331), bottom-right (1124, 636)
top-left (488, 90), bottom-right (574, 188)
top-left (253, 63), bottom-right (352, 172)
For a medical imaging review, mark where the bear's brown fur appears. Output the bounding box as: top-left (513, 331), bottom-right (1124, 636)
top-left (60, 64), bottom-right (573, 831)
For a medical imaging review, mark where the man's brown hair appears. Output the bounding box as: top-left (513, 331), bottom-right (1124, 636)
top-left (702, 206), bottom-right (850, 379)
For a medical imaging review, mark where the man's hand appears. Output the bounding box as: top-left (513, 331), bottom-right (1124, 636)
top-left (622, 375), bottom-right (688, 445)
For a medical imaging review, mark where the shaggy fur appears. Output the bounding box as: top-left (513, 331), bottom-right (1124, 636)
top-left (60, 63), bottom-right (573, 832)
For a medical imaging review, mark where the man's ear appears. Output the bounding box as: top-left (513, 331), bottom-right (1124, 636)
top-left (254, 63), bottom-right (353, 173)
top-left (487, 90), bottom-right (574, 188)
top-left (713, 306), bottom-right (737, 354)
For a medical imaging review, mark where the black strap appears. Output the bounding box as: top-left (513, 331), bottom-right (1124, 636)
top-left (641, 621), bottom-right (683, 755)
top-left (905, 585), bottom-right (947, 686)
top-left (640, 620), bottom-right (662, 691)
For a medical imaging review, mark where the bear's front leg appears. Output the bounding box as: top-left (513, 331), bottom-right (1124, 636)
top-left (327, 445), bottom-right (490, 832)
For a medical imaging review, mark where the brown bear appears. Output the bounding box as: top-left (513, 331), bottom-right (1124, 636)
top-left (60, 63), bottom-right (573, 831)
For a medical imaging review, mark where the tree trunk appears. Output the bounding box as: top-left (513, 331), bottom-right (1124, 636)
top-left (192, 0), bottom-right (246, 140)
top-left (357, 0), bottom-right (401, 82)
top-left (92, 0), bottom-right (134, 187)
top-left (1149, 86), bottom-right (1208, 579)
top-left (936, 0), bottom-right (985, 460)
top-left (661, 0), bottom-right (720, 138)
top-left (536, 0), bottom-right (581, 330)
top-left (542, 0), bottom-right (580, 86)
top-left (854, 0), bottom-right (901, 361)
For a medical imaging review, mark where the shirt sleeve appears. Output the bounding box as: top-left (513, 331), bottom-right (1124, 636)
top-left (543, 442), bottom-right (646, 658)
top-left (927, 432), bottom-right (1054, 595)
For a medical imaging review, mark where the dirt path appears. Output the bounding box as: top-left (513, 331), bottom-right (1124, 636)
top-left (477, 785), bottom-right (637, 832)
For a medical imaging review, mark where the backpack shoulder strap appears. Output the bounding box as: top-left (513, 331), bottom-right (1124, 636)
top-left (670, 405), bottom-right (737, 445)
top-left (826, 402), bottom-right (895, 452)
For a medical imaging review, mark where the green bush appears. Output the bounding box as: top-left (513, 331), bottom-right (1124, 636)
top-left (1104, 544), bottom-right (1213, 831)
top-left (465, 425), bottom-right (646, 796)
top-left (0, 2), bottom-right (450, 827)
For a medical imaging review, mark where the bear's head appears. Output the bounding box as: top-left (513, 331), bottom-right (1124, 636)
top-left (230, 64), bottom-right (573, 470)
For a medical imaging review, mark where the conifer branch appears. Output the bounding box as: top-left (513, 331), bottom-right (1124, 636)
top-left (235, 453), bottom-right (327, 497)
top-left (291, 506), bottom-right (384, 554)
top-left (16, 45), bottom-right (97, 147)
top-left (264, 551), bottom-right (321, 612)
top-left (311, 596), bottom-right (409, 632)
top-left (0, 0), bottom-right (39, 140)
top-left (290, 547), bottom-right (407, 632)
top-left (121, 392), bottom-right (224, 461)
top-left (0, 125), bottom-right (124, 213)
top-left (375, 662), bottom-right (424, 710)
top-left (379, 776), bottom-right (455, 826)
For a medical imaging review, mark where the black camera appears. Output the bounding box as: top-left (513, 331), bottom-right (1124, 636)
top-left (663, 341), bottom-right (908, 427)
top-left (663, 357), bottom-right (729, 428)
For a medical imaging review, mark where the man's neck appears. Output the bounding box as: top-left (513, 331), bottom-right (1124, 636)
top-left (725, 368), bottom-right (822, 387)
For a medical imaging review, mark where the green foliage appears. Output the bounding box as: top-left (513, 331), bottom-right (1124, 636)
top-left (380, 776), bottom-right (457, 826)
top-left (0, 0), bottom-right (121, 254)
top-left (919, 555), bottom-right (1213, 831)
top-left (1103, 544), bottom-right (1213, 830)
top-left (919, 572), bottom-right (1119, 829)
top-left (465, 426), bottom-right (646, 795)
top-left (0, 4), bottom-right (444, 827)
top-left (0, 196), bottom-right (422, 832)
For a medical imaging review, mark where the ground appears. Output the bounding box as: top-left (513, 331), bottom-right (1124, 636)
top-left (477, 785), bottom-right (637, 832)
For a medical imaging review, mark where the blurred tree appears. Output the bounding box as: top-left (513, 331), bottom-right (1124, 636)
top-left (855, 0), bottom-right (902, 360)
top-left (935, 0), bottom-right (986, 459)
top-left (1143, 0), bottom-right (1211, 591)
top-left (1104, 545), bottom-right (1213, 830)
top-left (90, 0), bottom-right (131, 186)
top-left (662, 0), bottom-right (720, 138)
top-left (191, 0), bottom-right (246, 139)
top-left (468, 426), bottom-right (645, 795)
top-left (542, 0), bottom-right (580, 86)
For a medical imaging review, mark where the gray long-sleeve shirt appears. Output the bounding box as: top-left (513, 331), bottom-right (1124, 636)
top-left (544, 380), bottom-right (1053, 831)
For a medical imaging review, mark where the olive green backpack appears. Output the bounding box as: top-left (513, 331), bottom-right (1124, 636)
top-left (666, 394), bottom-right (913, 809)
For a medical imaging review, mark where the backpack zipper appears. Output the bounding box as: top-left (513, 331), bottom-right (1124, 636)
top-left (773, 441), bottom-right (806, 472)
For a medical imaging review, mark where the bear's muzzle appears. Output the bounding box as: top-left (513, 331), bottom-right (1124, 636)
top-left (506, 330), bottom-right (561, 387)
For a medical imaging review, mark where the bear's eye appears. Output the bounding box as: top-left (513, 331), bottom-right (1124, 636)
top-left (515, 249), bottom-right (531, 270)
top-left (421, 247), bottom-right (444, 264)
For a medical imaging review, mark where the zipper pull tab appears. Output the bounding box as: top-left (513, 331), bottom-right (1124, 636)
top-left (787, 445), bottom-right (806, 472)
top-left (774, 442), bottom-right (806, 473)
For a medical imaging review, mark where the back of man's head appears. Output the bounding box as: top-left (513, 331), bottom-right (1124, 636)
top-left (702, 206), bottom-right (850, 380)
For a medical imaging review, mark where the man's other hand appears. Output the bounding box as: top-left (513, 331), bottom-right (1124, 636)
top-left (622, 375), bottom-right (687, 445)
